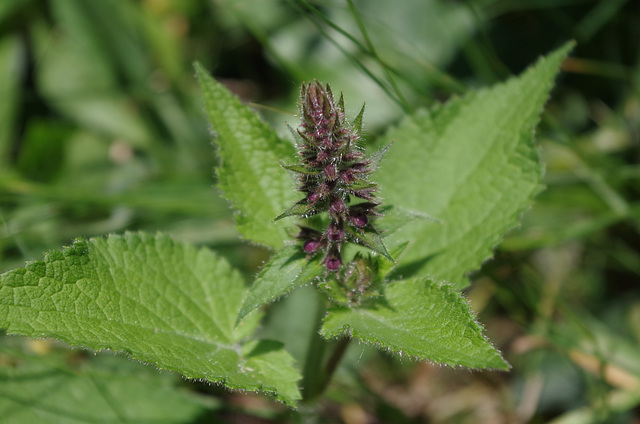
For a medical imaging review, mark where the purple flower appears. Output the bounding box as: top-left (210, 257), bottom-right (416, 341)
top-left (277, 81), bottom-right (387, 271)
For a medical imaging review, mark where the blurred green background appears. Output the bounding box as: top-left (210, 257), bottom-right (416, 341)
top-left (1, 0), bottom-right (639, 423)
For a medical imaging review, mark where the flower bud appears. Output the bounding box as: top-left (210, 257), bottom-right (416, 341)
top-left (324, 163), bottom-right (338, 181)
top-left (349, 213), bottom-right (368, 228)
top-left (277, 80), bottom-right (387, 271)
top-left (304, 239), bottom-right (323, 253)
top-left (326, 220), bottom-right (345, 242)
top-left (324, 247), bottom-right (342, 272)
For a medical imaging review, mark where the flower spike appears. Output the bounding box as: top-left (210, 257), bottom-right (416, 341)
top-left (279, 81), bottom-right (389, 272)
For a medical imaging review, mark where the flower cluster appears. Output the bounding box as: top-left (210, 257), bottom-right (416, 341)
top-left (277, 81), bottom-right (388, 271)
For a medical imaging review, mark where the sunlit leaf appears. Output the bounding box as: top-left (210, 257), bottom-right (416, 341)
top-left (0, 233), bottom-right (301, 405)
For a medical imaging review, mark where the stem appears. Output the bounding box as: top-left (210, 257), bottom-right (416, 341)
top-left (301, 293), bottom-right (328, 402)
top-left (317, 337), bottom-right (351, 396)
top-left (300, 292), bottom-right (352, 404)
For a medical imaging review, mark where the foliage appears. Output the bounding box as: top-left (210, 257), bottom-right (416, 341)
top-left (1, 0), bottom-right (640, 422)
top-left (1, 233), bottom-right (300, 405)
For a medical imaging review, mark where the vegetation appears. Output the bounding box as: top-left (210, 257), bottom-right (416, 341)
top-left (1, 1), bottom-right (639, 423)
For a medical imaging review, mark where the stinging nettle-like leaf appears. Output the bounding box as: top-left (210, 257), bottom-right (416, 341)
top-left (281, 163), bottom-right (322, 175)
top-left (0, 232), bottom-right (301, 405)
top-left (274, 201), bottom-right (318, 221)
top-left (321, 278), bottom-right (509, 370)
top-left (344, 226), bottom-right (393, 262)
top-left (237, 246), bottom-right (324, 324)
top-left (352, 103), bottom-right (366, 135)
top-left (375, 42), bottom-right (574, 289)
top-left (195, 63), bottom-right (299, 249)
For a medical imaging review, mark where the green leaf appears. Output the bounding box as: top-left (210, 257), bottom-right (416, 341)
top-left (321, 278), bottom-right (509, 370)
top-left (0, 351), bottom-right (214, 424)
top-left (376, 206), bottom-right (442, 236)
top-left (346, 181), bottom-right (378, 191)
top-left (0, 35), bottom-right (21, 168)
top-left (274, 201), bottom-right (316, 221)
top-left (0, 233), bottom-right (301, 405)
top-left (195, 63), bottom-right (298, 248)
top-left (352, 103), bottom-right (365, 135)
top-left (369, 142), bottom-right (392, 170)
top-left (237, 246), bottom-right (324, 324)
top-left (33, 2), bottom-right (154, 149)
top-left (0, 0), bottom-right (31, 21)
top-left (281, 163), bottom-right (321, 175)
top-left (375, 42), bottom-right (574, 289)
top-left (344, 226), bottom-right (393, 262)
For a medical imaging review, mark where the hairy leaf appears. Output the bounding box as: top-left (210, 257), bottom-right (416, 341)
top-left (321, 278), bottom-right (508, 370)
top-left (0, 233), bottom-right (301, 405)
top-left (195, 63), bottom-right (298, 248)
top-left (344, 226), bottom-right (393, 262)
top-left (237, 246), bottom-right (324, 323)
top-left (375, 43), bottom-right (573, 289)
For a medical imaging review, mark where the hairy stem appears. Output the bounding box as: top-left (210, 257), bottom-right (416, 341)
top-left (301, 293), bottom-right (328, 402)
top-left (317, 337), bottom-right (351, 396)
top-left (300, 292), bottom-right (352, 403)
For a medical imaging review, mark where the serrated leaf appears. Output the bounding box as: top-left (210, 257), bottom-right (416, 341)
top-left (375, 42), bottom-right (573, 289)
top-left (369, 142), bottom-right (392, 170)
top-left (0, 351), bottom-right (213, 424)
top-left (0, 233), bottom-right (301, 405)
top-left (321, 278), bottom-right (509, 370)
top-left (195, 63), bottom-right (298, 248)
top-left (377, 241), bottom-right (410, 278)
top-left (282, 163), bottom-right (321, 175)
top-left (237, 246), bottom-right (324, 324)
top-left (274, 200), bottom-right (316, 221)
top-left (346, 181), bottom-right (378, 192)
top-left (344, 226), bottom-right (393, 262)
top-left (352, 103), bottom-right (365, 135)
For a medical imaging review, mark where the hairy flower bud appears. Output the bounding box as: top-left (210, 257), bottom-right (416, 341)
top-left (349, 213), bottom-right (368, 228)
top-left (303, 239), bottom-right (323, 253)
top-left (324, 246), bottom-right (342, 272)
top-left (276, 80), bottom-right (388, 271)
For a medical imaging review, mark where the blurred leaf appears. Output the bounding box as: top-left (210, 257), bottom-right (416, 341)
top-left (0, 174), bottom-right (230, 218)
top-left (321, 278), bottom-right (509, 370)
top-left (552, 313), bottom-right (640, 380)
top-left (138, 7), bottom-right (185, 81)
top-left (0, 0), bottom-right (32, 23)
top-left (0, 351), bottom-right (213, 424)
top-left (267, 0), bottom-right (473, 120)
top-left (195, 63), bottom-right (298, 248)
top-left (0, 233), bottom-right (301, 405)
top-left (16, 120), bottom-right (70, 182)
top-left (49, 0), bottom-right (150, 85)
top-left (376, 42), bottom-right (574, 289)
top-left (0, 35), bottom-right (21, 167)
top-left (573, 0), bottom-right (630, 42)
top-left (549, 390), bottom-right (640, 424)
top-left (348, 0), bottom-right (475, 73)
top-left (33, 3), bottom-right (153, 149)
